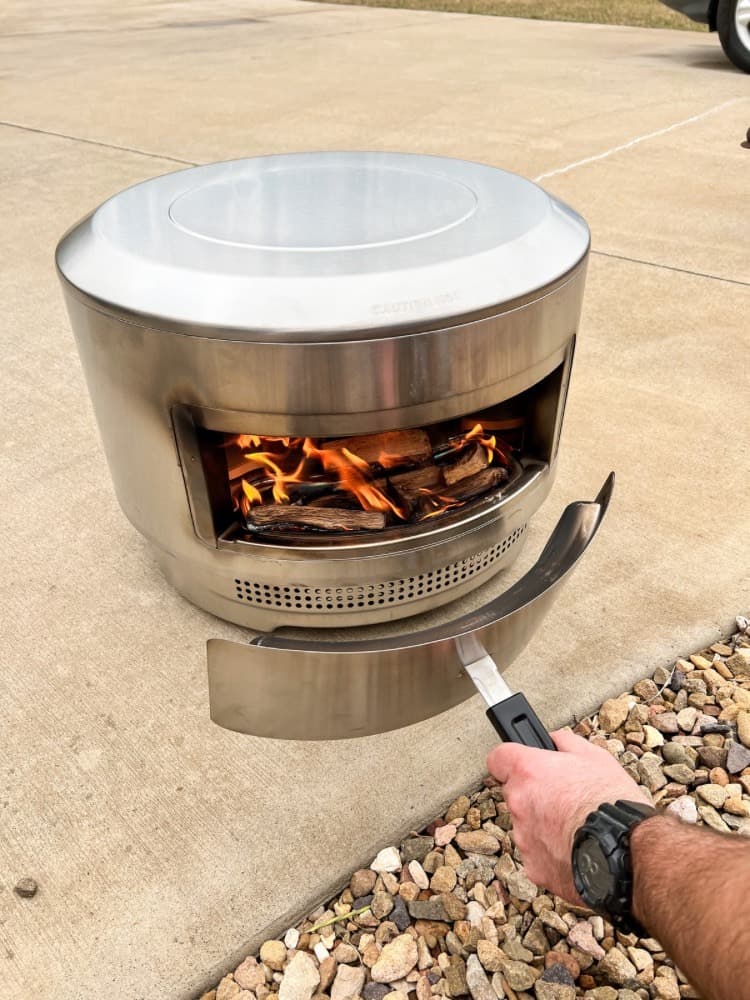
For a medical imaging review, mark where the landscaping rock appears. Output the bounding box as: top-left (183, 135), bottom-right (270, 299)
top-left (371, 935), bottom-right (418, 983)
top-left (371, 847), bottom-right (402, 873)
top-left (331, 964), bottom-right (366, 1000)
top-left (280, 953), bottom-right (321, 1000)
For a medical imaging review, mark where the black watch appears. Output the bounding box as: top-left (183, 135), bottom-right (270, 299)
top-left (572, 799), bottom-right (656, 937)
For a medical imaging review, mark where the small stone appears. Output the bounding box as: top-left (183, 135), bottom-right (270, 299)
top-left (727, 649), bottom-right (750, 676)
top-left (501, 937), bottom-right (534, 963)
top-left (445, 795), bottom-right (471, 822)
top-left (522, 917), bottom-right (549, 956)
top-left (540, 967), bottom-right (575, 987)
top-left (372, 847), bottom-right (402, 874)
top-left (280, 953), bottom-right (321, 1000)
top-left (352, 869), bottom-right (378, 897)
top-left (399, 882), bottom-right (421, 903)
top-left (445, 957), bottom-right (468, 997)
top-left (372, 891), bottom-right (395, 920)
top-left (661, 743), bottom-right (689, 766)
top-left (696, 783), bottom-right (727, 808)
top-left (637, 754), bottom-right (667, 793)
top-left (535, 981), bottom-right (575, 1000)
top-left (284, 928), bottom-right (300, 950)
top-left (662, 764), bottom-right (694, 785)
top-left (372, 934), bottom-right (419, 983)
top-left (331, 963), bottom-right (366, 1000)
top-left (665, 797), bottom-right (697, 823)
top-left (652, 712), bottom-right (679, 734)
top-left (417, 937), bottom-right (433, 971)
top-left (698, 804), bottom-right (730, 832)
top-left (544, 953), bottom-right (580, 980)
top-left (430, 866), bottom-right (457, 894)
top-left (408, 861), bottom-right (430, 889)
top-left (235, 959), bottom-right (266, 992)
top-left (333, 944), bottom-right (359, 965)
top-left (216, 978), bottom-right (241, 1000)
top-left (539, 910), bottom-right (569, 936)
top-left (737, 711), bottom-right (750, 749)
top-left (314, 943), bottom-right (330, 963)
top-left (465, 954), bottom-right (494, 1000)
top-left (435, 823), bottom-right (459, 847)
top-left (643, 726), bottom-right (664, 749)
top-left (505, 868), bottom-right (538, 902)
top-left (698, 745), bottom-right (728, 769)
top-left (727, 741), bottom-right (750, 774)
top-left (260, 940), bottom-right (287, 972)
top-left (455, 831), bottom-right (500, 856)
top-left (568, 922), bottom-right (605, 960)
top-left (402, 837), bottom-right (435, 864)
top-left (597, 948), bottom-right (636, 986)
top-left (676, 708), bottom-right (698, 732)
top-left (634, 678), bottom-right (659, 700)
top-left (364, 979), bottom-right (389, 999)
top-left (724, 796), bottom-right (750, 817)
top-left (319, 958), bottom-right (338, 992)
top-left (390, 896), bottom-right (411, 932)
top-left (599, 699), bottom-right (631, 733)
top-left (500, 960), bottom-right (537, 991)
top-left (652, 978), bottom-right (680, 999)
top-left (13, 877), bottom-right (38, 899)
top-left (476, 941), bottom-right (505, 973)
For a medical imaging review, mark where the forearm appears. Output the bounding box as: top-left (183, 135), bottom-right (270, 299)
top-left (631, 814), bottom-right (750, 1000)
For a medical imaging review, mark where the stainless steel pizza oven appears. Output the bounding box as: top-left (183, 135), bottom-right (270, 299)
top-left (57, 152), bottom-right (601, 739)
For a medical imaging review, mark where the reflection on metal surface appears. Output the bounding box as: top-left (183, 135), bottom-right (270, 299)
top-left (207, 474), bottom-right (614, 740)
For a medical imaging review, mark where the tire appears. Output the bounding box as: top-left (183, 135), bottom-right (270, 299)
top-left (717, 0), bottom-right (750, 72)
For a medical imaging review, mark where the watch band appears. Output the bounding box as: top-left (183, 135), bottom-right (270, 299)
top-left (572, 799), bottom-right (656, 937)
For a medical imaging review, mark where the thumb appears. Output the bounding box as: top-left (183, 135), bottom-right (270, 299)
top-left (486, 741), bottom-right (539, 782)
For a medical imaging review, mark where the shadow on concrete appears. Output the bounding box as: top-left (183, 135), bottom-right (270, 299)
top-left (647, 42), bottom-right (740, 73)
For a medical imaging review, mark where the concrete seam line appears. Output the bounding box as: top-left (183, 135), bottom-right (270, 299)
top-left (592, 249), bottom-right (750, 288)
top-left (534, 97), bottom-right (742, 181)
top-left (0, 119), bottom-right (198, 167)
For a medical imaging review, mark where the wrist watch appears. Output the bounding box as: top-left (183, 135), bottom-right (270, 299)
top-left (572, 799), bottom-right (656, 936)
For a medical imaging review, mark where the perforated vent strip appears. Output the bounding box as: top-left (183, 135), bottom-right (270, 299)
top-left (233, 525), bottom-right (526, 612)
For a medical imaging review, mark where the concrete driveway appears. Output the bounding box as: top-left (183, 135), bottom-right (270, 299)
top-left (1, 2), bottom-right (748, 997)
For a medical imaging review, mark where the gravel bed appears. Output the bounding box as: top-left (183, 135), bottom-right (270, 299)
top-left (202, 615), bottom-right (750, 1000)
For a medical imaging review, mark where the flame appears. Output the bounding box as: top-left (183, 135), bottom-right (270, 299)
top-left (304, 439), bottom-right (407, 519)
top-left (227, 419), bottom-right (513, 528)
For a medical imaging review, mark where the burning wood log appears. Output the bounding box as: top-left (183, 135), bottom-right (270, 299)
top-left (388, 464), bottom-right (443, 506)
top-left (321, 429), bottom-right (432, 468)
top-left (247, 505), bottom-right (386, 532)
top-left (442, 442), bottom-right (488, 485)
top-left (437, 466), bottom-right (508, 503)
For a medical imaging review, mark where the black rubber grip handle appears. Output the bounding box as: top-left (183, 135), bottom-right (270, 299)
top-left (486, 692), bottom-right (557, 750)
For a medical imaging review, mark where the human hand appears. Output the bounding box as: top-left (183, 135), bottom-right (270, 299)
top-left (486, 727), bottom-right (651, 903)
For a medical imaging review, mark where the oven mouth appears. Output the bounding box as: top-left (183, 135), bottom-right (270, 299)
top-left (174, 359), bottom-right (567, 554)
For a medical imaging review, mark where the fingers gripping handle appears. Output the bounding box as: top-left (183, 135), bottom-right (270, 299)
top-left (486, 692), bottom-right (557, 750)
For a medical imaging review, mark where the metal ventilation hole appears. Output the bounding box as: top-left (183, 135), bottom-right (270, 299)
top-left (232, 525), bottom-right (526, 612)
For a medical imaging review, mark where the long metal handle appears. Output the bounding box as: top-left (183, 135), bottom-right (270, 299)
top-left (486, 694), bottom-right (557, 750)
top-left (207, 473), bottom-right (614, 740)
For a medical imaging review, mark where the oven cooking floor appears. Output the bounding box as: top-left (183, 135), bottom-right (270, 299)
top-left (1, 3), bottom-right (748, 1000)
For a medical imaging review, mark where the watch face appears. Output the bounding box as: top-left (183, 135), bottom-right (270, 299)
top-left (576, 835), bottom-right (614, 905)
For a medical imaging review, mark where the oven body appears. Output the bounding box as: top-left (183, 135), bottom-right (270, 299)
top-left (56, 152), bottom-right (598, 736)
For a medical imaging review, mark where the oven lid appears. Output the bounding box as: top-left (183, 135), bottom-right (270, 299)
top-left (55, 151), bottom-right (589, 341)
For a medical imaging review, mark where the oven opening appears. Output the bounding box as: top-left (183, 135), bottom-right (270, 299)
top-left (176, 361), bottom-right (566, 548)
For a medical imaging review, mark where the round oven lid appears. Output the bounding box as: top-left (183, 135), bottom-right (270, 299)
top-left (56, 151), bottom-right (589, 341)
